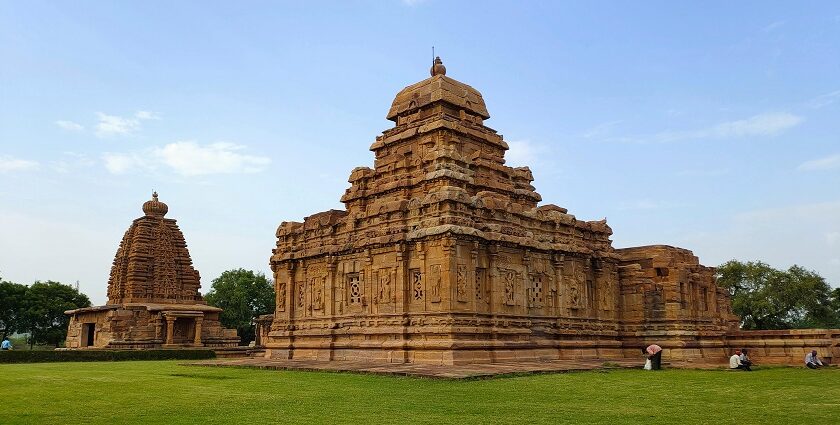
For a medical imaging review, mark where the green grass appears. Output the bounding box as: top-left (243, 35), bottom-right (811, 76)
top-left (1, 361), bottom-right (838, 424)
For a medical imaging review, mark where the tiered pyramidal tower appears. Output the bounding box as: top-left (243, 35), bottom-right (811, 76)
top-left (265, 58), bottom-right (739, 364)
top-left (65, 193), bottom-right (238, 349)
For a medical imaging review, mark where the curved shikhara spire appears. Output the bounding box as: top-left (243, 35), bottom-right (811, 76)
top-left (106, 195), bottom-right (203, 305)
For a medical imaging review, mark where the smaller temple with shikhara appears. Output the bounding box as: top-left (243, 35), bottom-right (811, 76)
top-left (65, 193), bottom-right (238, 349)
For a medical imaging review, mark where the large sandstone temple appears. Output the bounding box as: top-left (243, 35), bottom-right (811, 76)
top-left (65, 193), bottom-right (238, 349)
top-left (262, 58), bottom-right (802, 364)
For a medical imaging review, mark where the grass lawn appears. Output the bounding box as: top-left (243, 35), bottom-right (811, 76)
top-left (1, 361), bottom-right (838, 424)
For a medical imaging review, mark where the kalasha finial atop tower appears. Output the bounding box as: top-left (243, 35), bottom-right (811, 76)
top-left (430, 56), bottom-right (446, 76)
top-left (142, 191), bottom-right (168, 217)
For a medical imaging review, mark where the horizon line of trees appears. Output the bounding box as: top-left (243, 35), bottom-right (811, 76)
top-left (0, 278), bottom-right (91, 348)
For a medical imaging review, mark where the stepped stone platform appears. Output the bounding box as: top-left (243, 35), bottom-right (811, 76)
top-left (185, 357), bottom-right (725, 379)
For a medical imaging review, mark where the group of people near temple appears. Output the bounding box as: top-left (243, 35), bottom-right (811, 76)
top-left (640, 343), bottom-right (829, 371)
top-left (728, 349), bottom-right (827, 371)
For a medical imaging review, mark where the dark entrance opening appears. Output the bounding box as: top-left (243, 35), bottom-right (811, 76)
top-left (83, 323), bottom-right (96, 347)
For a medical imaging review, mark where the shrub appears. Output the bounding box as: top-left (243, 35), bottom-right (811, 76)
top-left (0, 349), bottom-right (216, 363)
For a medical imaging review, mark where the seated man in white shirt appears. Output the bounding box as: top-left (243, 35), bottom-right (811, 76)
top-left (805, 350), bottom-right (824, 369)
top-left (730, 350), bottom-right (751, 371)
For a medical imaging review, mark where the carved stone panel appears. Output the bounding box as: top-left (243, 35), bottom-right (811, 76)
top-left (456, 264), bottom-right (468, 303)
top-left (278, 282), bottom-right (287, 312)
top-left (430, 264), bottom-right (442, 303)
top-left (500, 269), bottom-right (516, 306)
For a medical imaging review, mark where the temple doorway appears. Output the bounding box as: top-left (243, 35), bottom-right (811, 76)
top-left (81, 323), bottom-right (95, 347)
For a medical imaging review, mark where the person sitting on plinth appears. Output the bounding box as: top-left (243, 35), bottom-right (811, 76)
top-left (730, 350), bottom-right (751, 371)
top-left (739, 348), bottom-right (753, 370)
top-left (805, 350), bottom-right (824, 369)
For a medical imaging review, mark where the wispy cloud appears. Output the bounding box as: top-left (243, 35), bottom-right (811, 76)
top-left (806, 89), bottom-right (840, 109)
top-left (50, 152), bottom-right (96, 173)
top-left (0, 155), bottom-right (39, 172)
top-left (618, 199), bottom-right (686, 211)
top-left (95, 111), bottom-right (159, 138)
top-left (761, 20), bottom-right (786, 33)
top-left (582, 120), bottom-right (623, 139)
top-left (798, 154), bottom-right (840, 171)
top-left (604, 112), bottom-right (803, 144)
top-left (676, 168), bottom-right (730, 177)
top-left (401, 0), bottom-right (428, 6)
top-left (55, 120), bottom-right (84, 131)
top-left (103, 141), bottom-right (271, 176)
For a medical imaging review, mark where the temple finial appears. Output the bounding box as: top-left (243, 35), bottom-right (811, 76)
top-left (152, 191), bottom-right (158, 201)
top-left (430, 56), bottom-right (446, 77)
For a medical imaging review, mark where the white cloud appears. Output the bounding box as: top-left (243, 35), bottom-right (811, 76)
top-left (798, 154), bottom-right (840, 171)
top-left (94, 111), bottom-right (159, 138)
top-left (55, 120), bottom-right (84, 131)
top-left (134, 110), bottom-right (160, 120)
top-left (505, 139), bottom-right (559, 169)
top-left (103, 141), bottom-right (271, 176)
top-left (0, 155), bottom-right (39, 172)
top-left (154, 141), bottom-right (271, 176)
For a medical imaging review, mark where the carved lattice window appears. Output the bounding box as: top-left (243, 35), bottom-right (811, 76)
top-left (347, 274), bottom-right (361, 305)
top-left (411, 269), bottom-right (423, 301)
top-left (475, 268), bottom-right (486, 302)
top-left (529, 275), bottom-right (544, 308)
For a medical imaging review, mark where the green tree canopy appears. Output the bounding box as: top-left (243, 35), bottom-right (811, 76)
top-left (0, 279), bottom-right (28, 339)
top-left (716, 260), bottom-right (837, 330)
top-left (23, 280), bottom-right (91, 347)
top-left (205, 269), bottom-right (274, 344)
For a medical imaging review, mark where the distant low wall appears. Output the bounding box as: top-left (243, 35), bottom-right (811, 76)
top-left (724, 329), bottom-right (840, 365)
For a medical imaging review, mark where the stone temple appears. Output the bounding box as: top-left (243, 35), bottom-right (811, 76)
top-left (261, 58), bottom-right (754, 364)
top-left (65, 193), bottom-right (238, 349)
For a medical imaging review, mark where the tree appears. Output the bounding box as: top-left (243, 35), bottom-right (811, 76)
top-left (205, 269), bottom-right (275, 344)
top-left (716, 260), bottom-right (836, 330)
top-left (22, 281), bottom-right (91, 348)
top-left (0, 279), bottom-right (28, 340)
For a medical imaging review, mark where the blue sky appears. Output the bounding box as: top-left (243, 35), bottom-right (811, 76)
top-left (1, 1), bottom-right (839, 304)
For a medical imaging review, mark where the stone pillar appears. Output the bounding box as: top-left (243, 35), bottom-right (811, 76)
top-left (552, 253), bottom-right (564, 317)
top-left (194, 317), bottom-right (203, 345)
top-left (395, 243), bottom-right (406, 314)
top-left (326, 256), bottom-right (336, 316)
top-left (488, 244), bottom-right (499, 313)
top-left (165, 316), bottom-right (175, 345)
